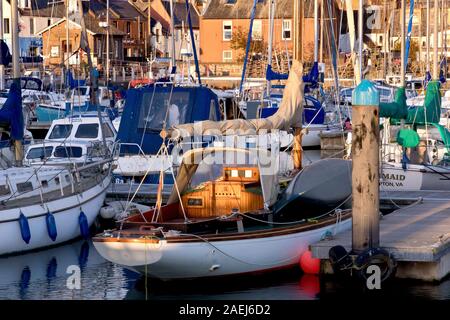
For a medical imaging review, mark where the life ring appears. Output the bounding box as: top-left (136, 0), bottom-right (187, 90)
top-left (354, 248), bottom-right (397, 282)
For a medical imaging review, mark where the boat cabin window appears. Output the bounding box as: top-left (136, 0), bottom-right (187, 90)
top-left (101, 123), bottom-right (115, 138)
top-left (16, 182), bottom-right (33, 193)
top-left (49, 124), bottom-right (73, 139)
top-left (54, 146), bottom-right (83, 158)
top-left (75, 124), bottom-right (99, 139)
top-left (26, 146), bottom-right (53, 159)
top-left (41, 180), bottom-right (48, 188)
top-left (0, 185), bottom-right (10, 196)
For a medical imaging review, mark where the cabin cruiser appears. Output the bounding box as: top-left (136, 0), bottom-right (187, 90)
top-left (35, 86), bottom-right (113, 123)
top-left (0, 81), bottom-right (112, 256)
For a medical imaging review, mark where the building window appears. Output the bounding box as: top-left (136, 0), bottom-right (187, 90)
top-left (282, 19), bottom-right (291, 40)
top-left (223, 50), bottom-right (232, 62)
top-left (140, 22), bottom-right (144, 38)
top-left (223, 21), bottom-right (232, 41)
top-left (47, 19), bottom-right (51, 27)
top-left (113, 21), bottom-right (118, 28)
top-left (252, 20), bottom-right (262, 40)
top-left (4, 18), bottom-right (10, 34)
top-left (126, 22), bottom-right (131, 34)
top-left (30, 18), bottom-right (34, 34)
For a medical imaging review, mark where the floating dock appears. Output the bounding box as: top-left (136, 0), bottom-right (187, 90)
top-left (311, 191), bottom-right (450, 281)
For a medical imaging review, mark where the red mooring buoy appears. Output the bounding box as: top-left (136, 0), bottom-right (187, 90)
top-left (299, 250), bottom-right (320, 274)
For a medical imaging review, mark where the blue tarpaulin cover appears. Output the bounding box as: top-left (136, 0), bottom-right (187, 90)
top-left (0, 81), bottom-right (23, 140)
top-left (117, 85), bottom-right (220, 154)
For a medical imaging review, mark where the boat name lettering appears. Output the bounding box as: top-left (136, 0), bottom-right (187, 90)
top-left (381, 173), bottom-right (406, 181)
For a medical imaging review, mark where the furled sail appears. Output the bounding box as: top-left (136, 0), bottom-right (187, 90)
top-left (170, 60), bottom-right (304, 139)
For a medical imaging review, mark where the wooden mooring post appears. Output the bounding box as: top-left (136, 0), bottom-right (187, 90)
top-left (351, 80), bottom-right (380, 254)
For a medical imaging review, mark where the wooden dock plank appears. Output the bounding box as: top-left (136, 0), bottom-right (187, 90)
top-left (311, 198), bottom-right (450, 263)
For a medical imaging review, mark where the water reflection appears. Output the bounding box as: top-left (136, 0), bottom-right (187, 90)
top-left (0, 239), bottom-right (448, 300)
top-left (0, 240), bottom-right (139, 300)
top-left (125, 268), bottom-right (318, 300)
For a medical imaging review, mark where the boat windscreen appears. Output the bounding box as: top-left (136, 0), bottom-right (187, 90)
top-left (54, 146), bottom-right (83, 158)
top-left (48, 124), bottom-right (73, 139)
top-left (138, 91), bottom-right (191, 130)
top-left (75, 124), bottom-right (99, 139)
top-left (26, 146), bottom-right (53, 159)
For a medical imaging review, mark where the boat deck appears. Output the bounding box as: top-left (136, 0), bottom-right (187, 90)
top-left (310, 191), bottom-right (450, 281)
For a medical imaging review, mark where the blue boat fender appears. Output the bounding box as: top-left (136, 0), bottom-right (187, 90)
top-left (19, 212), bottom-right (31, 244)
top-left (78, 211), bottom-right (89, 239)
top-left (46, 211), bottom-right (57, 241)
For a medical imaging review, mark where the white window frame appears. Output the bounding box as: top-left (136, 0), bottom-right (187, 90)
top-left (223, 50), bottom-right (232, 62)
top-left (252, 20), bottom-right (262, 40)
top-left (282, 19), bottom-right (291, 40)
top-left (223, 20), bottom-right (232, 41)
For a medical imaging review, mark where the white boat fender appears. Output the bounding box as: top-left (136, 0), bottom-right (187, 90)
top-left (46, 211), bottom-right (58, 241)
top-left (19, 211), bottom-right (31, 244)
top-left (100, 205), bottom-right (119, 219)
top-left (79, 211), bottom-right (89, 239)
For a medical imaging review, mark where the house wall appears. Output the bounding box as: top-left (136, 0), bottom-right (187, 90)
top-left (111, 18), bottom-right (147, 58)
top-left (199, 17), bottom-right (315, 64)
top-left (40, 20), bottom-right (94, 67)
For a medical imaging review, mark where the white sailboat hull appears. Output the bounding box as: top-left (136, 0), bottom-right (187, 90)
top-left (0, 176), bottom-right (111, 256)
top-left (381, 162), bottom-right (450, 191)
top-left (93, 219), bottom-right (351, 280)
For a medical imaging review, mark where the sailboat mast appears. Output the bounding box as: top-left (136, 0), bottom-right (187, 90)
top-left (106, 0), bottom-right (110, 84)
top-left (357, 0), bottom-right (363, 83)
top-left (0, 1), bottom-right (3, 90)
top-left (169, 0), bottom-right (176, 73)
top-left (11, 0), bottom-right (22, 165)
top-left (314, 0), bottom-right (319, 62)
top-left (320, 0), bottom-right (324, 62)
top-left (266, 0), bottom-right (275, 96)
top-left (434, 0), bottom-right (439, 79)
top-left (427, 0), bottom-right (430, 72)
top-left (66, 0), bottom-right (70, 72)
top-left (345, 0), bottom-right (360, 84)
top-left (401, 0), bottom-right (405, 87)
top-left (292, 0), bottom-right (303, 171)
top-left (148, 0), bottom-right (151, 60)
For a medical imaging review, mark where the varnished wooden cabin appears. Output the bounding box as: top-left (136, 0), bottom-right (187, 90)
top-left (181, 167), bottom-right (264, 218)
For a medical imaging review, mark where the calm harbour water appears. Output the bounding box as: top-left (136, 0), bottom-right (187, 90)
top-left (0, 239), bottom-right (448, 300)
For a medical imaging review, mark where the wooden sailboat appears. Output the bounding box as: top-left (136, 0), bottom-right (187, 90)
top-left (93, 60), bottom-right (352, 280)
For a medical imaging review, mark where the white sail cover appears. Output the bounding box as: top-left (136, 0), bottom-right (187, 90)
top-left (169, 60), bottom-right (304, 139)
